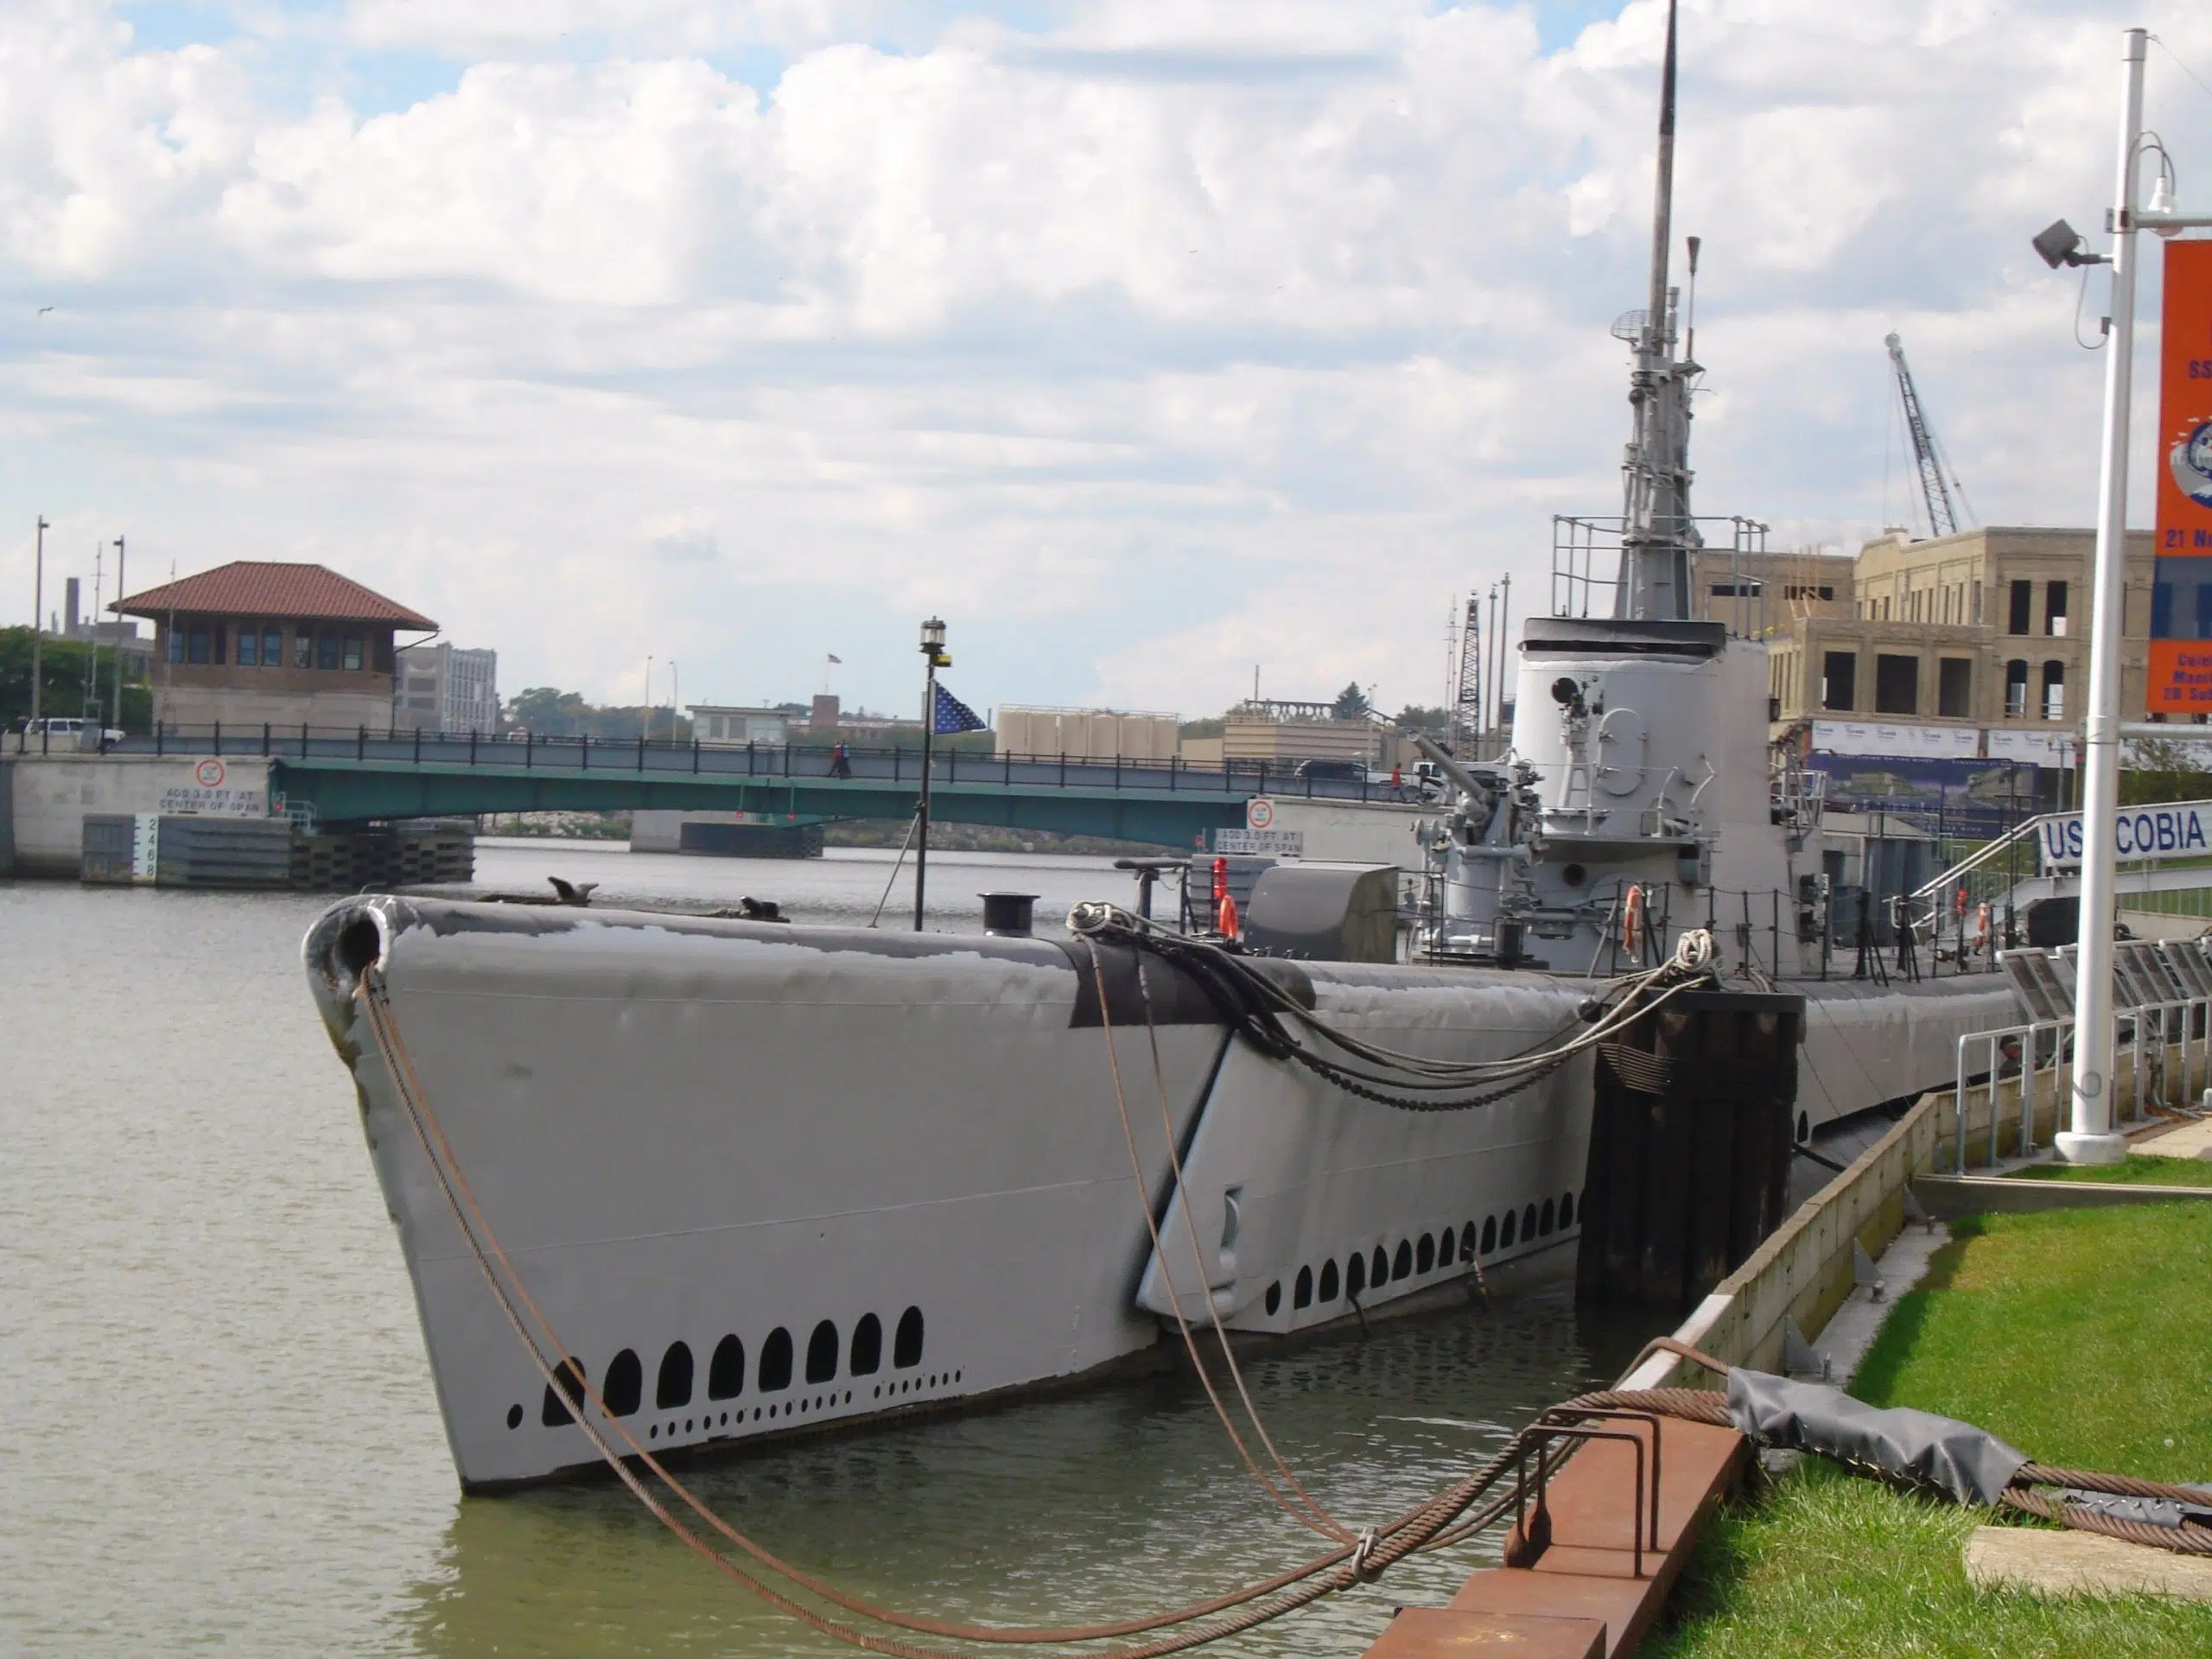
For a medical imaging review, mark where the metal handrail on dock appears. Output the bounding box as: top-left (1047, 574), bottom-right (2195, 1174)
top-left (1953, 992), bottom-right (2208, 1172)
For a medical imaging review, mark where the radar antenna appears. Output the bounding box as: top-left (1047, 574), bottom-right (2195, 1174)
top-left (1884, 332), bottom-right (1972, 539)
top-left (1614, 0), bottom-right (1702, 621)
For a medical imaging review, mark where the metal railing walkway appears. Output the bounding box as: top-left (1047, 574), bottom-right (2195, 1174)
top-left (1910, 797), bottom-right (2212, 941)
top-left (32, 722), bottom-right (1423, 805)
top-left (11, 723), bottom-right (1440, 849)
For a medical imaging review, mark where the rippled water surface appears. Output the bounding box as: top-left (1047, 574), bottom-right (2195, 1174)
top-left (1, 843), bottom-right (1645, 1656)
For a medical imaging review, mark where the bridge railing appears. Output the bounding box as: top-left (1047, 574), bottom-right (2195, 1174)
top-left (67, 722), bottom-right (1425, 805)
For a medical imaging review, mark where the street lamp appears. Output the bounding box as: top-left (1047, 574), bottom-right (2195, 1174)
top-left (2037, 28), bottom-right (2212, 1163)
top-left (914, 617), bottom-right (950, 931)
top-left (29, 516), bottom-right (48, 733)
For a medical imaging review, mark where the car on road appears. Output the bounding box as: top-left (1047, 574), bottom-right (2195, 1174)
top-left (1292, 758), bottom-right (1370, 784)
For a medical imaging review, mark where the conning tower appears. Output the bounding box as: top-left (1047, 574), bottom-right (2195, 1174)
top-left (1414, 0), bottom-right (1821, 975)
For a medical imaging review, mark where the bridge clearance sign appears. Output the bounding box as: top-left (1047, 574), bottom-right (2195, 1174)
top-left (2147, 239), bottom-right (2212, 713)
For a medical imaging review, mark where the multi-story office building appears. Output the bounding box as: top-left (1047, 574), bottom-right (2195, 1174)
top-left (1763, 527), bottom-right (2156, 734)
top-left (394, 643), bottom-right (500, 734)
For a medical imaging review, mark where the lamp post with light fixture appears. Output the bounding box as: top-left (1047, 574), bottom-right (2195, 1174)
top-left (2033, 26), bottom-right (2212, 1161)
top-left (914, 617), bottom-right (950, 931)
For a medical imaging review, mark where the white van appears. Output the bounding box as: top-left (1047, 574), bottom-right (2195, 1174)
top-left (16, 717), bottom-right (123, 751)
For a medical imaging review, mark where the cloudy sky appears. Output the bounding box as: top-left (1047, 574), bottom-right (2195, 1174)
top-left (4, 1), bottom-right (2210, 721)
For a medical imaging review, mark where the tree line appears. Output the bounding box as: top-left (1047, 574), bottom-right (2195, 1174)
top-left (0, 627), bottom-right (153, 731)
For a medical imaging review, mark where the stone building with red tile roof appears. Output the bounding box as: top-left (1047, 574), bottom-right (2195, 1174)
top-left (116, 562), bottom-right (438, 732)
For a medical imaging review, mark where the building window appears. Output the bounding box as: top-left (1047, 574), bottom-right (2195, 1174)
top-left (188, 626), bottom-right (211, 664)
top-left (168, 629), bottom-right (185, 664)
top-left (2005, 659), bottom-right (2029, 717)
top-left (2009, 580), bottom-right (2032, 635)
top-left (237, 624), bottom-right (258, 667)
top-left (343, 635), bottom-right (364, 671)
top-left (1821, 652), bottom-right (1857, 711)
top-left (293, 630), bottom-right (311, 669)
top-left (317, 632), bottom-right (339, 671)
top-left (2043, 662), bottom-right (2066, 721)
top-left (1874, 654), bottom-right (1919, 715)
top-left (213, 623), bottom-right (226, 665)
top-left (1938, 658), bottom-right (1973, 718)
top-left (263, 626), bottom-right (282, 666)
top-left (2046, 581), bottom-right (2068, 637)
top-left (2156, 581), bottom-right (2175, 638)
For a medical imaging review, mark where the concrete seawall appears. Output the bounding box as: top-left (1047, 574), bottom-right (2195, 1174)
top-left (4, 753), bottom-right (274, 878)
top-left (1622, 1034), bottom-right (2198, 1394)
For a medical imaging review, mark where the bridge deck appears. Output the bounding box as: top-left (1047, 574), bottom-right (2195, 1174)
top-left (82, 728), bottom-right (1414, 849)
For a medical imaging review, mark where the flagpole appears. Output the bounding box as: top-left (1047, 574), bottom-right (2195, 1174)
top-left (915, 618), bottom-right (947, 931)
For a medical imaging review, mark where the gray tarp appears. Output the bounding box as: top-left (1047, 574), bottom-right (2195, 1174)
top-left (1725, 1368), bottom-right (2028, 1505)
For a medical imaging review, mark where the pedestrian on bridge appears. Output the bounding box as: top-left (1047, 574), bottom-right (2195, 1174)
top-left (830, 741), bottom-right (853, 779)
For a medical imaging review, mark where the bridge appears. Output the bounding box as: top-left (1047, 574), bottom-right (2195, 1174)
top-left (86, 725), bottom-right (1408, 850)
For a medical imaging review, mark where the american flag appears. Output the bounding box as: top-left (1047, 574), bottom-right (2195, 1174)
top-left (931, 683), bottom-right (986, 735)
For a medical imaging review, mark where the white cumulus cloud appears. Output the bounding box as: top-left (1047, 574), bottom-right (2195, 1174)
top-left (0, 0), bottom-right (2207, 721)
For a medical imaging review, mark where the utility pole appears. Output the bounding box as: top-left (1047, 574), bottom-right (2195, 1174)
top-left (2060, 29), bottom-right (2147, 1166)
top-left (88, 544), bottom-right (103, 727)
top-left (1494, 572), bottom-right (1512, 742)
top-left (111, 536), bottom-right (125, 734)
top-left (29, 516), bottom-right (48, 729)
top-left (914, 618), bottom-right (949, 931)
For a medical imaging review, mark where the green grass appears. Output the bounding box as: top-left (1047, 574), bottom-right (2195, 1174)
top-left (2002, 1152), bottom-right (2212, 1189)
top-left (1648, 1205), bottom-right (2212, 1657)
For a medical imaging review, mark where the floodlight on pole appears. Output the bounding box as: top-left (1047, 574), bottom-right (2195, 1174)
top-left (2031, 218), bottom-right (2105, 269)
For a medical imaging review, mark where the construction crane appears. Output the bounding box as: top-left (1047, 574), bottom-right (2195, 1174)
top-left (1885, 332), bottom-right (1972, 539)
top-left (1452, 592), bottom-right (1483, 756)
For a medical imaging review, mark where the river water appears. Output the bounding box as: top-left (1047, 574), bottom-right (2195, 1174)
top-left (2, 841), bottom-right (1645, 1656)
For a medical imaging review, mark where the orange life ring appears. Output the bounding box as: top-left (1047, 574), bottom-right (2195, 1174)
top-left (1622, 884), bottom-right (1646, 957)
top-left (1217, 891), bottom-right (1241, 938)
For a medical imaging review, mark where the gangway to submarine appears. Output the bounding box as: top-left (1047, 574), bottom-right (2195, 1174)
top-left (1907, 798), bottom-right (2212, 947)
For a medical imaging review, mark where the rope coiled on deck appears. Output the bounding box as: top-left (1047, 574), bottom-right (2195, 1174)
top-left (1065, 904), bottom-right (1719, 1112)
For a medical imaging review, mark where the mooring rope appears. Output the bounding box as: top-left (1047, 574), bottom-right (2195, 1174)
top-left (349, 916), bottom-right (2208, 1659)
top-left (1066, 906), bottom-right (1719, 1112)
top-left (1080, 937), bottom-right (1354, 1544)
top-left (352, 969), bottom-right (1564, 1654)
top-left (1578, 1345), bottom-right (2212, 1556)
